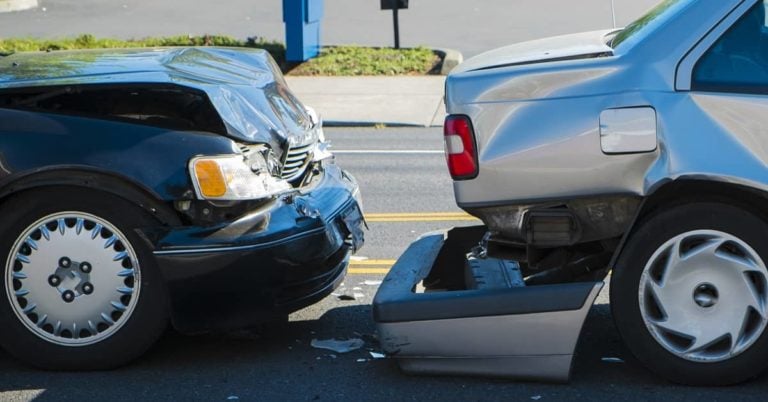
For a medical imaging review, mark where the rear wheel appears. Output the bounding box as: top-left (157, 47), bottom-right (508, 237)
top-left (0, 188), bottom-right (168, 370)
top-left (611, 203), bottom-right (768, 385)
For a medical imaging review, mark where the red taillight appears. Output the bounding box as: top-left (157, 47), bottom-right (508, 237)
top-left (443, 115), bottom-right (478, 180)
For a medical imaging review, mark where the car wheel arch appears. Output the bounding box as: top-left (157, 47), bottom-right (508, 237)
top-left (608, 178), bottom-right (768, 271)
top-left (0, 168), bottom-right (182, 227)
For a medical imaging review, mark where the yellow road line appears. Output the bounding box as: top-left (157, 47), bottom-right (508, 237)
top-left (349, 268), bottom-right (391, 275)
top-left (349, 259), bottom-right (396, 265)
top-left (348, 259), bottom-right (395, 275)
top-left (365, 212), bottom-right (479, 222)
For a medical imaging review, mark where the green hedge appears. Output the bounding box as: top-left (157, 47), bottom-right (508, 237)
top-left (0, 35), bottom-right (440, 76)
top-left (288, 46), bottom-right (438, 76)
top-left (0, 34), bottom-right (286, 63)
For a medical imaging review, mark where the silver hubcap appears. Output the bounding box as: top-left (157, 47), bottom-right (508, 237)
top-left (5, 212), bottom-right (140, 346)
top-left (639, 230), bottom-right (768, 362)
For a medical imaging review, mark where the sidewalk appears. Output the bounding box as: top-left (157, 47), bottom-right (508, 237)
top-left (286, 76), bottom-right (446, 127)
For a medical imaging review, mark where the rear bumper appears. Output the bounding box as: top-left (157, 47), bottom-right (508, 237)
top-left (146, 164), bottom-right (364, 333)
top-left (373, 226), bottom-right (601, 382)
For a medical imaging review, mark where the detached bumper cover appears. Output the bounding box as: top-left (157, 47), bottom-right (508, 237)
top-left (373, 227), bottom-right (601, 382)
top-left (147, 164), bottom-right (364, 333)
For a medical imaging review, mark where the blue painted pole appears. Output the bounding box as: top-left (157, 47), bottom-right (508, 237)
top-left (283, 0), bottom-right (324, 62)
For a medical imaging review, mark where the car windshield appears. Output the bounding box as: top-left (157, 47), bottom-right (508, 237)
top-left (611, 0), bottom-right (689, 48)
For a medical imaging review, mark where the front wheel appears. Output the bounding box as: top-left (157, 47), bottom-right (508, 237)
top-left (611, 203), bottom-right (768, 385)
top-left (0, 188), bottom-right (168, 370)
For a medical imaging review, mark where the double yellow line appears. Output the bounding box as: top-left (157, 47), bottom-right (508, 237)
top-left (365, 212), bottom-right (478, 222)
top-left (347, 211), bottom-right (479, 275)
top-left (348, 259), bottom-right (396, 275)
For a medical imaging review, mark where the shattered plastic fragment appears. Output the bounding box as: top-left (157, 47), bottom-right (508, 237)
top-left (337, 294), bottom-right (356, 301)
top-left (356, 358), bottom-right (368, 363)
top-left (227, 396), bottom-right (239, 401)
top-left (531, 396), bottom-right (542, 401)
top-left (369, 351), bottom-right (385, 359)
top-left (311, 338), bottom-right (365, 353)
top-left (601, 357), bottom-right (624, 363)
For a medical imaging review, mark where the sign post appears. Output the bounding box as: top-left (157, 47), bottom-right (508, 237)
top-left (380, 0), bottom-right (408, 49)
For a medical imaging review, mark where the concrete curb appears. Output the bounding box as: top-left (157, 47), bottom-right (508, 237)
top-left (0, 0), bottom-right (37, 13)
top-left (433, 47), bottom-right (464, 75)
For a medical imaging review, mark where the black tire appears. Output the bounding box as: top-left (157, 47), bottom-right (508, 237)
top-left (611, 202), bottom-right (768, 385)
top-left (0, 187), bottom-right (168, 370)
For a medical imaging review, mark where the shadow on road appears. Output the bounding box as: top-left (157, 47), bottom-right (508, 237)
top-left (1, 303), bottom-right (768, 401)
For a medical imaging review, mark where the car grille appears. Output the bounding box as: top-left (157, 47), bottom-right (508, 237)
top-left (281, 143), bottom-right (314, 181)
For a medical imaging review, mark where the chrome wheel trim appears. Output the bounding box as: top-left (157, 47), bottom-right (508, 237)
top-left (5, 212), bottom-right (140, 347)
top-left (639, 229), bottom-right (768, 363)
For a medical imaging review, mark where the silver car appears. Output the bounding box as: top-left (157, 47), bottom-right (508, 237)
top-left (444, 0), bottom-right (768, 385)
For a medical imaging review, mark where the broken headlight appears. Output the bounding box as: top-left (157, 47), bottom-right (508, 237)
top-left (189, 153), bottom-right (290, 200)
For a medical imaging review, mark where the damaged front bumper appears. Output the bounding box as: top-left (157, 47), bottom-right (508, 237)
top-left (145, 164), bottom-right (364, 333)
top-left (373, 226), bottom-right (601, 383)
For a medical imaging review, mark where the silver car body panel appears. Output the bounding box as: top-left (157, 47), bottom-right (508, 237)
top-left (373, 229), bottom-right (603, 382)
top-left (450, 29), bottom-right (615, 75)
top-left (446, 0), bottom-right (765, 213)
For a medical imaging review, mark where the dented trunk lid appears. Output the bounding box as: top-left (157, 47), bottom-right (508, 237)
top-left (453, 30), bottom-right (616, 74)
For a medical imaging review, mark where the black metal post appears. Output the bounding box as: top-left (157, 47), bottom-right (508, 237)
top-left (393, 6), bottom-right (400, 49)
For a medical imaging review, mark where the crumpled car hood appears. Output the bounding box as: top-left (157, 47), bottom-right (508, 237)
top-left (452, 29), bottom-right (616, 74)
top-left (0, 47), bottom-right (315, 150)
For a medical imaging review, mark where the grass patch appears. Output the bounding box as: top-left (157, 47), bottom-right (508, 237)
top-left (288, 46), bottom-right (439, 76)
top-left (0, 35), bottom-right (442, 76)
top-left (0, 34), bottom-right (286, 63)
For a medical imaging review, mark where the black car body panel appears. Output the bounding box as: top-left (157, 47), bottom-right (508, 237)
top-left (0, 47), bottom-right (317, 157)
top-left (0, 107), bottom-right (231, 201)
top-left (152, 164), bottom-right (363, 332)
top-left (0, 47), bottom-right (364, 335)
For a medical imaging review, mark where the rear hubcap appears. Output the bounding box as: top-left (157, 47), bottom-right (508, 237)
top-left (639, 230), bottom-right (768, 362)
top-left (5, 212), bottom-right (140, 346)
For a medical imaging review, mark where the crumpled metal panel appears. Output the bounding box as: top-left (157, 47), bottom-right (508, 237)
top-left (444, 0), bottom-right (758, 210)
top-left (0, 47), bottom-right (317, 153)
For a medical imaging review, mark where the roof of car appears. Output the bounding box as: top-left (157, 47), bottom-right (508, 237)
top-left (0, 47), bottom-right (281, 89)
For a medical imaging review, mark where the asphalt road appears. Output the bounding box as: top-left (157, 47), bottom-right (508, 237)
top-left (0, 0), bottom-right (659, 57)
top-left (2, 127), bottom-right (768, 401)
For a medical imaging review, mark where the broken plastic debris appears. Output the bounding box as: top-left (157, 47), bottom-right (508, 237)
top-left (311, 338), bottom-right (365, 354)
top-left (356, 358), bottom-right (368, 363)
top-left (227, 396), bottom-right (239, 401)
top-left (530, 396), bottom-right (542, 401)
top-left (601, 357), bottom-right (624, 363)
top-left (369, 351), bottom-right (385, 359)
top-left (337, 294), bottom-right (356, 301)
top-left (363, 280), bottom-right (382, 286)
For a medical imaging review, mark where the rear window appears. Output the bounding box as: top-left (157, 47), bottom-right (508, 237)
top-left (611, 0), bottom-right (690, 48)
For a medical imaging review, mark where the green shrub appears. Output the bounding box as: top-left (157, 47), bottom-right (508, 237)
top-left (0, 35), bottom-right (440, 75)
